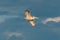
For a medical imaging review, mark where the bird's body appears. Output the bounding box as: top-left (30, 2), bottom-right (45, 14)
top-left (25, 16), bottom-right (34, 21)
top-left (24, 10), bottom-right (38, 27)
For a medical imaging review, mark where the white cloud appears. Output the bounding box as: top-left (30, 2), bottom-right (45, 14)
top-left (5, 32), bottom-right (22, 37)
top-left (42, 17), bottom-right (60, 24)
top-left (0, 15), bottom-right (19, 18)
top-left (0, 15), bottom-right (19, 24)
top-left (4, 32), bottom-right (23, 40)
top-left (0, 18), bottom-right (5, 24)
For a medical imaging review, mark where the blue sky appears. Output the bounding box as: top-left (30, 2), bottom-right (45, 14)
top-left (0, 0), bottom-right (60, 40)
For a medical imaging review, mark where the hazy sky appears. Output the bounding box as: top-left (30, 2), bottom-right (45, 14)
top-left (0, 0), bottom-right (60, 40)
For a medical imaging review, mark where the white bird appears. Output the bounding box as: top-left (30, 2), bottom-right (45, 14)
top-left (24, 10), bottom-right (38, 27)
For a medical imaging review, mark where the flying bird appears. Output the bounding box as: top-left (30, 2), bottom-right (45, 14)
top-left (24, 10), bottom-right (38, 27)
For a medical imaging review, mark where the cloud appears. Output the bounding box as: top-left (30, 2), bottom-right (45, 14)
top-left (42, 17), bottom-right (60, 24)
top-left (5, 32), bottom-right (22, 37)
top-left (0, 18), bottom-right (5, 24)
top-left (4, 31), bottom-right (23, 40)
top-left (0, 15), bottom-right (19, 18)
top-left (0, 15), bottom-right (19, 24)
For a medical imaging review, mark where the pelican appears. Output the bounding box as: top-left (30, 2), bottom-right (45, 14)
top-left (24, 10), bottom-right (38, 27)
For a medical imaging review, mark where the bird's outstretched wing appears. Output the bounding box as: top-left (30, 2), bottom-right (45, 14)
top-left (29, 20), bottom-right (35, 27)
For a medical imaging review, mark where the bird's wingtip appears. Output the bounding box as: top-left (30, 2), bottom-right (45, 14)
top-left (35, 17), bottom-right (39, 19)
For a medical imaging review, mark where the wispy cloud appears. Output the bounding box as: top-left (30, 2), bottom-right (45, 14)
top-left (0, 15), bottom-right (19, 18)
top-left (0, 15), bottom-right (19, 24)
top-left (42, 17), bottom-right (60, 24)
top-left (4, 31), bottom-right (23, 40)
top-left (0, 18), bottom-right (5, 24)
